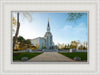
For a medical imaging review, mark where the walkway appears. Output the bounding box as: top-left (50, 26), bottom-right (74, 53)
top-left (28, 52), bottom-right (74, 62)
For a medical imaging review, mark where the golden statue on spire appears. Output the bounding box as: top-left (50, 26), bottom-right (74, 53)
top-left (48, 18), bottom-right (49, 21)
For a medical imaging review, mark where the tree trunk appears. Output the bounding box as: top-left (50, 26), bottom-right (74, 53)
top-left (13, 12), bottom-right (20, 50)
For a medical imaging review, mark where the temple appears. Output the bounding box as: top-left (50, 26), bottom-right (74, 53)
top-left (30, 18), bottom-right (56, 50)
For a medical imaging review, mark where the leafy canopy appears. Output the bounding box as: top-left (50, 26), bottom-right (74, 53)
top-left (67, 13), bottom-right (85, 22)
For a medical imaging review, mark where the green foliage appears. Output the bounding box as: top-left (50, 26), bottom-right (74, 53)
top-left (13, 52), bottom-right (42, 60)
top-left (25, 39), bottom-right (32, 48)
top-left (62, 48), bottom-right (70, 50)
top-left (13, 36), bottom-right (33, 50)
top-left (67, 13), bottom-right (84, 22)
top-left (60, 52), bottom-right (87, 60)
top-left (17, 36), bottom-right (25, 42)
top-left (68, 44), bottom-right (70, 47)
top-left (57, 40), bottom-right (87, 50)
top-left (78, 45), bottom-right (87, 50)
top-left (70, 44), bottom-right (76, 49)
top-left (42, 46), bottom-right (47, 49)
top-left (19, 40), bottom-right (26, 49)
top-left (25, 39), bottom-right (31, 44)
top-left (70, 41), bottom-right (78, 49)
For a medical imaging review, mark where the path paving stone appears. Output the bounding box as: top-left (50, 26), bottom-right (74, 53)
top-left (28, 52), bottom-right (74, 62)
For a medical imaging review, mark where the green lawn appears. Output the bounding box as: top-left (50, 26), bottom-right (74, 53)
top-left (59, 52), bottom-right (87, 60)
top-left (13, 52), bottom-right (42, 60)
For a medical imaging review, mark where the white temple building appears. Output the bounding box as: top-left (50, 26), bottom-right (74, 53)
top-left (30, 19), bottom-right (56, 49)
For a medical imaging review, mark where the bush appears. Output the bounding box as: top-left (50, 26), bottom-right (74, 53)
top-left (62, 48), bottom-right (70, 50)
top-left (42, 46), bottom-right (47, 49)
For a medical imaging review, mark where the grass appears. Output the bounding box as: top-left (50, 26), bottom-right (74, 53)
top-left (13, 52), bottom-right (42, 60)
top-left (59, 52), bottom-right (87, 60)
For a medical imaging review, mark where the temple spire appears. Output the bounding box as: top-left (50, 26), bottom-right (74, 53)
top-left (47, 18), bottom-right (50, 32)
top-left (48, 18), bottom-right (49, 27)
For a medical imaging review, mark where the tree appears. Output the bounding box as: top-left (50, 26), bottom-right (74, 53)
top-left (16, 36), bottom-right (25, 50)
top-left (36, 44), bottom-right (39, 49)
top-left (64, 45), bottom-right (67, 48)
top-left (76, 40), bottom-right (80, 50)
top-left (78, 44), bottom-right (84, 50)
top-left (67, 44), bottom-right (70, 48)
top-left (13, 13), bottom-right (20, 49)
top-left (57, 43), bottom-right (61, 49)
top-left (17, 36), bottom-right (25, 42)
top-left (67, 13), bottom-right (85, 22)
top-left (12, 17), bottom-right (17, 34)
top-left (70, 41), bottom-right (78, 49)
top-left (25, 39), bottom-right (32, 48)
top-left (15, 36), bottom-right (33, 50)
top-left (13, 12), bottom-right (32, 49)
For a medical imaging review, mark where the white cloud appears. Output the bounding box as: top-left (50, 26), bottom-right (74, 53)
top-left (63, 25), bottom-right (72, 30)
top-left (61, 23), bottom-right (87, 42)
top-left (63, 23), bottom-right (87, 33)
top-left (64, 23), bottom-right (86, 30)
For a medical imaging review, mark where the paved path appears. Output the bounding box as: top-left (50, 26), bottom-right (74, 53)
top-left (28, 52), bottom-right (74, 62)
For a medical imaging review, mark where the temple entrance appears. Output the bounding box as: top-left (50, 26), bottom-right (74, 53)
top-left (49, 46), bottom-right (57, 49)
top-left (42, 46), bottom-right (58, 52)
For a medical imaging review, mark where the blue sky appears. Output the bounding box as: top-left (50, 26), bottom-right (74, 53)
top-left (12, 12), bottom-right (88, 45)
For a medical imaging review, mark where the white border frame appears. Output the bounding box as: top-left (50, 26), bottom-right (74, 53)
top-left (0, 0), bottom-right (100, 75)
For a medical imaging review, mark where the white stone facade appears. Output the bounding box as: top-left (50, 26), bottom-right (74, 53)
top-left (30, 37), bottom-right (46, 49)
